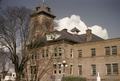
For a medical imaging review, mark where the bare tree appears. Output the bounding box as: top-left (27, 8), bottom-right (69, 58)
top-left (0, 45), bottom-right (9, 80)
top-left (0, 7), bottom-right (31, 81)
top-left (0, 5), bottom-right (57, 81)
top-left (1, 60), bottom-right (9, 79)
top-left (27, 46), bottom-right (55, 81)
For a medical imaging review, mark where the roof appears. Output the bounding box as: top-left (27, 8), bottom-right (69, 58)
top-left (31, 4), bottom-right (56, 18)
top-left (28, 29), bottom-right (104, 48)
top-left (46, 29), bottom-right (104, 43)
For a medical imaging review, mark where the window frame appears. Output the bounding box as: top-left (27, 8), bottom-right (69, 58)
top-left (91, 64), bottom-right (96, 76)
top-left (106, 63), bottom-right (119, 75)
top-left (91, 48), bottom-right (96, 57)
top-left (70, 49), bottom-right (73, 58)
top-left (106, 64), bottom-right (112, 75)
top-left (112, 46), bottom-right (117, 55)
top-left (112, 63), bottom-right (119, 74)
top-left (78, 50), bottom-right (82, 58)
top-left (70, 65), bottom-right (73, 75)
top-left (78, 65), bottom-right (82, 75)
top-left (105, 46), bottom-right (111, 55)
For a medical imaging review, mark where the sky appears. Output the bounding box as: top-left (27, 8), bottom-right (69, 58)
top-left (1, 0), bottom-right (120, 39)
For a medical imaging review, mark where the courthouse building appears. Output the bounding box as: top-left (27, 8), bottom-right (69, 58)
top-left (26, 3), bottom-right (120, 81)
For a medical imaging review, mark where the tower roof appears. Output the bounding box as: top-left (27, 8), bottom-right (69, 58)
top-left (31, 3), bottom-right (56, 18)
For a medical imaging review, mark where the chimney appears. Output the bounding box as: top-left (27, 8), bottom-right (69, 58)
top-left (86, 29), bottom-right (92, 41)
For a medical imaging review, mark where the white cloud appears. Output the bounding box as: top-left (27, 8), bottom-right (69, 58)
top-left (55, 15), bottom-right (108, 39)
top-left (88, 25), bottom-right (108, 39)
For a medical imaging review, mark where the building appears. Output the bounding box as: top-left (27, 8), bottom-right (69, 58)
top-left (26, 3), bottom-right (120, 81)
top-left (0, 72), bottom-right (16, 81)
top-left (4, 72), bottom-right (16, 81)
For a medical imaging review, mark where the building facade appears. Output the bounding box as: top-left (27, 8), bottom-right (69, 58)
top-left (26, 3), bottom-right (120, 81)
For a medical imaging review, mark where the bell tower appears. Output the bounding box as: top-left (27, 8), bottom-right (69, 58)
top-left (29, 3), bottom-right (56, 41)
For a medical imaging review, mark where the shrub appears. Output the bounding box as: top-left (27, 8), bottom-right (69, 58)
top-left (62, 76), bottom-right (87, 81)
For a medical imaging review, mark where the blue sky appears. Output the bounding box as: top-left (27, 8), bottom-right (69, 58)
top-left (1, 0), bottom-right (120, 38)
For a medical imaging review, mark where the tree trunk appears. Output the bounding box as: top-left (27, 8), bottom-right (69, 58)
top-left (15, 65), bottom-right (21, 81)
top-left (16, 72), bottom-right (21, 81)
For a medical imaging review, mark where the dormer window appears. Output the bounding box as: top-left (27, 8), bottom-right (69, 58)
top-left (47, 7), bottom-right (51, 12)
top-left (46, 33), bottom-right (61, 41)
top-left (36, 7), bottom-right (40, 11)
top-left (71, 27), bottom-right (80, 34)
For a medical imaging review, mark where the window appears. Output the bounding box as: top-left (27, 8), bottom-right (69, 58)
top-left (54, 53), bottom-right (57, 57)
top-left (46, 7), bottom-right (51, 12)
top-left (70, 65), bottom-right (73, 75)
top-left (59, 70), bottom-right (61, 74)
top-left (54, 47), bottom-right (57, 52)
top-left (112, 46), bottom-right (117, 55)
top-left (91, 64), bottom-right (96, 75)
top-left (32, 54), bottom-right (34, 59)
top-left (70, 49), bottom-right (73, 58)
top-left (106, 63), bottom-right (119, 75)
top-left (42, 50), bottom-right (45, 58)
top-left (58, 47), bottom-right (62, 57)
top-left (53, 64), bottom-right (57, 69)
top-left (54, 47), bottom-right (57, 57)
top-left (59, 47), bottom-right (62, 52)
top-left (54, 47), bottom-right (63, 57)
top-left (46, 49), bottom-right (49, 57)
top-left (41, 49), bottom-right (49, 58)
top-left (58, 64), bottom-right (61, 69)
top-left (106, 64), bottom-right (111, 75)
top-left (78, 65), bottom-right (82, 75)
top-left (91, 48), bottom-right (96, 57)
top-left (105, 47), bottom-right (110, 55)
top-left (112, 63), bottom-right (119, 74)
top-left (54, 70), bottom-right (57, 74)
top-left (105, 46), bottom-right (117, 56)
top-left (36, 7), bottom-right (40, 11)
top-left (31, 66), bottom-right (37, 74)
top-left (78, 50), bottom-right (82, 58)
top-left (31, 52), bottom-right (37, 60)
top-left (59, 53), bottom-right (62, 56)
